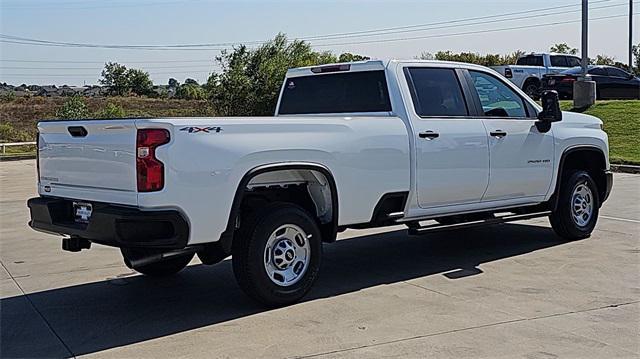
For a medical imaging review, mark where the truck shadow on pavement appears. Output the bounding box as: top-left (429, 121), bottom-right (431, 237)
top-left (2, 223), bottom-right (571, 357)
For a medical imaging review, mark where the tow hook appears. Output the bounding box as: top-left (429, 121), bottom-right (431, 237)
top-left (62, 236), bottom-right (92, 252)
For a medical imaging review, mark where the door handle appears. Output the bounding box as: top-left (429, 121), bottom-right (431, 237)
top-left (490, 130), bottom-right (507, 138)
top-left (419, 131), bottom-right (440, 140)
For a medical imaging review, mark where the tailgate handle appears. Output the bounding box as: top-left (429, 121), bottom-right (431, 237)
top-left (68, 126), bottom-right (88, 137)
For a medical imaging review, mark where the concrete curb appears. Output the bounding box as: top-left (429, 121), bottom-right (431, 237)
top-left (611, 164), bottom-right (640, 174)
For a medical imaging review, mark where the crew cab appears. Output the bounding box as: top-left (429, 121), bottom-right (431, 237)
top-left (492, 53), bottom-right (582, 99)
top-left (28, 60), bottom-right (613, 306)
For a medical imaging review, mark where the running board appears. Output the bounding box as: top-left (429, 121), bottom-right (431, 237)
top-left (407, 211), bottom-right (551, 235)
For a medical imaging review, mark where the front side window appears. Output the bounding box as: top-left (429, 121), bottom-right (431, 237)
top-left (469, 70), bottom-right (527, 118)
top-left (550, 56), bottom-right (568, 67)
top-left (278, 70), bottom-right (391, 115)
top-left (405, 68), bottom-right (468, 117)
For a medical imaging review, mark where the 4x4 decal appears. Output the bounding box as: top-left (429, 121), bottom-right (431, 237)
top-left (179, 126), bottom-right (223, 133)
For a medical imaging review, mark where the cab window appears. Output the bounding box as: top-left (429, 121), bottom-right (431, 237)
top-left (516, 55), bottom-right (544, 67)
top-left (550, 56), bottom-right (568, 67)
top-left (468, 70), bottom-right (527, 118)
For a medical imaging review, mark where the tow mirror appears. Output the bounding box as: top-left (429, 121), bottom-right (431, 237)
top-left (536, 90), bottom-right (562, 132)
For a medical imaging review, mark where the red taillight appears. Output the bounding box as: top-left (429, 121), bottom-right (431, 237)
top-left (136, 129), bottom-right (170, 192)
top-left (560, 77), bottom-right (576, 83)
top-left (504, 68), bottom-right (513, 78)
top-left (36, 131), bottom-right (40, 182)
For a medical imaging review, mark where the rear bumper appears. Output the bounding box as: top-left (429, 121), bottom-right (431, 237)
top-left (27, 197), bottom-right (189, 249)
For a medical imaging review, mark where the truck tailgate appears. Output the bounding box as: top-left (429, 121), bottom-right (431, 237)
top-left (38, 120), bottom-right (138, 205)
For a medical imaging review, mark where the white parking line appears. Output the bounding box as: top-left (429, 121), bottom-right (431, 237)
top-left (600, 215), bottom-right (640, 224)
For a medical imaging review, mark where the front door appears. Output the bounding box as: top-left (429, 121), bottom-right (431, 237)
top-left (466, 70), bottom-right (554, 202)
top-left (403, 67), bottom-right (490, 208)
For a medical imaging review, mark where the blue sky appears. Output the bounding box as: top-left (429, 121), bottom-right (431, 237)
top-left (0, 0), bottom-right (637, 85)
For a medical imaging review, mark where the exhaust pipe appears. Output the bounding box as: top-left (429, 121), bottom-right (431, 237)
top-left (126, 246), bottom-right (202, 269)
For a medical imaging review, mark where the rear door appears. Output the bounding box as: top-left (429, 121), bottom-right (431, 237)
top-left (464, 69), bottom-right (554, 202)
top-left (38, 120), bottom-right (139, 205)
top-left (403, 66), bottom-right (490, 208)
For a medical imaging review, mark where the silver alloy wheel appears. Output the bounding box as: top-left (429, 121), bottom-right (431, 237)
top-left (571, 182), bottom-right (594, 227)
top-left (264, 224), bottom-right (311, 287)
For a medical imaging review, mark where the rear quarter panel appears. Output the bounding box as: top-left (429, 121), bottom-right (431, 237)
top-left (137, 117), bottom-right (410, 245)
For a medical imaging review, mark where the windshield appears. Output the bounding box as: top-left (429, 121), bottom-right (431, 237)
top-left (278, 70), bottom-right (391, 115)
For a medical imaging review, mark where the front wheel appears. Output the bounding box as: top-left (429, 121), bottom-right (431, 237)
top-left (549, 170), bottom-right (600, 240)
top-left (232, 203), bottom-right (322, 307)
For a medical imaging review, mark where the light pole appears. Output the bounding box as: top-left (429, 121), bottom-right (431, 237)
top-left (574, 0), bottom-right (596, 108)
top-left (630, 0), bottom-right (634, 69)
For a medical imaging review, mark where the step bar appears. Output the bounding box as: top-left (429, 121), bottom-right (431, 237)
top-left (405, 211), bottom-right (552, 235)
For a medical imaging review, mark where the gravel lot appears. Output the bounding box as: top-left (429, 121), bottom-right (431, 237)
top-left (1, 160), bottom-right (638, 358)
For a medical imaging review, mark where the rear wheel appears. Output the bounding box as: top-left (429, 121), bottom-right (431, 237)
top-left (121, 248), bottom-right (194, 277)
top-left (232, 203), bottom-right (322, 307)
top-left (549, 170), bottom-right (600, 240)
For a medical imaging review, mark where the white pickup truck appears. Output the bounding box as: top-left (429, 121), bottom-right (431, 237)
top-left (492, 53), bottom-right (582, 98)
top-left (28, 60), bottom-right (612, 306)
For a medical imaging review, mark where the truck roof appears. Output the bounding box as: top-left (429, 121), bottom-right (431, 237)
top-left (285, 59), bottom-right (494, 78)
top-left (520, 52), bottom-right (580, 57)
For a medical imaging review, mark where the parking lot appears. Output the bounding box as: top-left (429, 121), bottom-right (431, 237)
top-left (1, 159), bottom-right (638, 358)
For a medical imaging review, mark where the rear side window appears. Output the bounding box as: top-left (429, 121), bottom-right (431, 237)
top-left (405, 68), bottom-right (468, 117)
top-left (516, 55), bottom-right (544, 66)
top-left (278, 71), bottom-right (391, 115)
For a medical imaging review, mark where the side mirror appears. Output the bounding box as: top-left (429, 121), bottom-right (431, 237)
top-left (536, 90), bottom-right (562, 132)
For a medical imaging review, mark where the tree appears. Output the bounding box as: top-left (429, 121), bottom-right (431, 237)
top-left (426, 50), bottom-right (523, 66)
top-left (550, 43), bottom-right (578, 55)
top-left (168, 78), bottom-right (179, 88)
top-left (591, 54), bottom-right (615, 66)
top-left (126, 68), bottom-right (153, 96)
top-left (338, 53), bottom-right (370, 62)
top-left (56, 96), bottom-right (89, 119)
top-left (99, 62), bottom-right (129, 96)
top-left (208, 33), bottom-right (339, 116)
top-left (96, 102), bottom-right (126, 118)
top-left (175, 83), bottom-right (206, 100)
top-left (184, 78), bottom-right (199, 85)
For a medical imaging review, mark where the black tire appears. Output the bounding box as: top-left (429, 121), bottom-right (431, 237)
top-left (524, 80), bottom-right (540, 100)
top-left (121, 248), bottom-right (194, 277)
top-left (232, 203), bottom-right (322, 307)
top-left (549, 170), bottom-right (600, 240)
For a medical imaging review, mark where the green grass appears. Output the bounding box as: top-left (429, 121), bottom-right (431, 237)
top-left (560, 100), bottom-right (640, 165)
top-left (0, 144), bottom-right (36, 159)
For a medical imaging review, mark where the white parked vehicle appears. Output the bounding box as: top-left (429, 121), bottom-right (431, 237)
top-left (492, 53), bottom-right (582, 98)
top-left (29, 60), bottom-right (612, 306)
